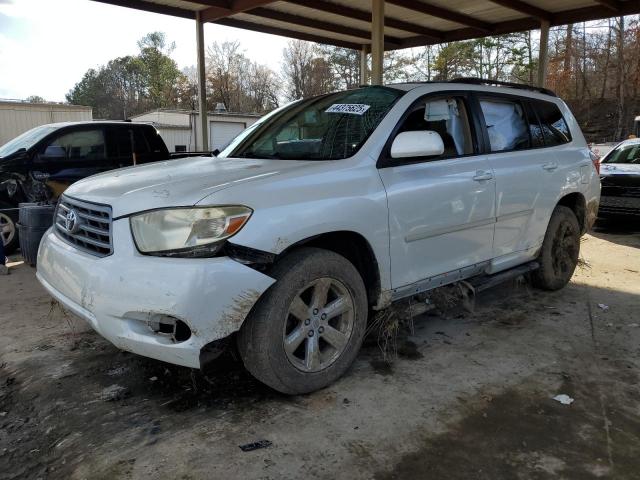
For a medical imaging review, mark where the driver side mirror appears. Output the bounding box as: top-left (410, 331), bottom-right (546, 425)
top-left (390, 131), bottom-right (444, 159)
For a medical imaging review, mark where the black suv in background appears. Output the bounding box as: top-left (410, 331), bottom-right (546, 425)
top-left (0, 121), bottom-right (172, 253)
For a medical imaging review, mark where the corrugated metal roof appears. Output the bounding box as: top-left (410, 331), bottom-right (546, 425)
top-left (92, 0), bottom-right (640, 50)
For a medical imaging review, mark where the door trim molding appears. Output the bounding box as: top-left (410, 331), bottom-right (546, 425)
top-left (405, 208), bottom-right (534, 243)
top-left (496, 209), bottom-right (534, 222)
top-left (405, 217), bottom-right (495, 243)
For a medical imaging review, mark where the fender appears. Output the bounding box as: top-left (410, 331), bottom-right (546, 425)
top-left (197, 158), bottom-right (393, 296)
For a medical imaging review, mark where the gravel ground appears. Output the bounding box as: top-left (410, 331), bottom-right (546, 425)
top-left (1, 220), bottom-right (639, 479)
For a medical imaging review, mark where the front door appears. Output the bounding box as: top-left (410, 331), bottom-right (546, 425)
top-left (378, 94), bottom-right (496, 290)
top-left (33, 126), bottom-right (112, 199)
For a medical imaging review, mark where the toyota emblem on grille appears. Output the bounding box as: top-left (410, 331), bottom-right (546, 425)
top-left (64, 209), bottom-right (81, 234)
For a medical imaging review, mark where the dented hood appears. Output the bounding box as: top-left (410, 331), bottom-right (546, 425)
top-left (64, 156), bottom-right (311, 218)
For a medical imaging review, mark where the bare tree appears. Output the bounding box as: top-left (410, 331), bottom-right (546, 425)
top-left (206, 41), bottom-right (279, 113)
top-left (282, 40), bottom-right (336, 100)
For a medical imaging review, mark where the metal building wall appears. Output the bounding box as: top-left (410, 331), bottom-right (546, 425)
top-left (0, 102), bottom-right (92, 146)
top-left (155, 127), bottom-right (195, 152)
top-left (131, 110), bottom-right (260, 152)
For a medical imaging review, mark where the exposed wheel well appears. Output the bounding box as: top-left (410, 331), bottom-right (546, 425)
top-left (557, 192), bottom-right (587, 233)
top-left (279, 231), bottom-right (381, 307)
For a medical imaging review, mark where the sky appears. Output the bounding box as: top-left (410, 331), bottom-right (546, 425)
top-left (0, 0), bottom-right (289, 102)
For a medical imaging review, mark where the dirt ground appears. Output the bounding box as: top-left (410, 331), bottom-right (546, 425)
top-left (1, 220), bottom-right (639, 480)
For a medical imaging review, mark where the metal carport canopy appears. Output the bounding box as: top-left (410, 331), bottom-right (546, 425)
top-left (93, 0), bottom-right (640, 50)
top-left (91, 0), bottom-right (640, 149)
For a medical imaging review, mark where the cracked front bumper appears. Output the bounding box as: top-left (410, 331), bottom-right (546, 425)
top-left (36, 220), bottom-right (275, 368)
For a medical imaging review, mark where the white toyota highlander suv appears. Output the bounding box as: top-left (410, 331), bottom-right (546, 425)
top-left (37, 80), bottom-right (600, 394)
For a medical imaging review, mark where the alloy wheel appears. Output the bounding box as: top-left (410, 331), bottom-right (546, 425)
top-left (283, 277), bottom-right (355, 373)
top-left (0, 212), bottom-right (15, 247)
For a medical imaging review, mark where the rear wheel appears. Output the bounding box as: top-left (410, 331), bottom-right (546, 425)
top-left (237, 247), bottom-right (368, 394)
top-left (532, 206), bottom-right (580, 291)
top-left (0, 201), bottom-right (18, 255)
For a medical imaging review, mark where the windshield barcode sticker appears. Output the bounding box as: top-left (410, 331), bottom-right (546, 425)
top-left (325, 104), bottom-right (370, 115)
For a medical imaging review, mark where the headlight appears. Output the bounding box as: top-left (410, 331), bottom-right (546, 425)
top-left (130, 206), bottom-right (252, 257)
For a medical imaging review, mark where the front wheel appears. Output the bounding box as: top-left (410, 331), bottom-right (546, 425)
top-left (0, 202), bottom-right (18, 255)
top-left (532, 205), bottom-right (580, 291)
top-left (237, 247), bottom-right (368, 394)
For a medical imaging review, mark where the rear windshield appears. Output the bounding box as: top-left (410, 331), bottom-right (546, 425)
top-left (221, 86), bottom-right (404, 160)
top-left (602, 143), bottom-right (640, 164)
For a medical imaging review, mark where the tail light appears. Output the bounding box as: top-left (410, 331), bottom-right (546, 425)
top-left (589, 150), bottom-right (600, 175)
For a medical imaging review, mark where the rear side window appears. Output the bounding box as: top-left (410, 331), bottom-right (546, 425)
top-left (133, 129), bottom-right (150, 154)
top-left (113, 128), bottom-right (133, 157)
top-left (113, 127), bottom-right (155, 158)
top-left (479, 98), bottom-right (530, 152)
top-left (524, 103), bottom-right (545, 148)
top-left (532, 100), bottom-right (572, 146)
top-left (144, 127), bottom-right (169, 154)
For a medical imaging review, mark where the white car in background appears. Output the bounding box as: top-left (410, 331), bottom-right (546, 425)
top-left (37, 80), bottom-right (600, 394)
top-left (598, 138), bottom-right (640, 218)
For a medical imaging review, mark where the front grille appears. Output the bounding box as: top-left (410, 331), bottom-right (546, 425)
top-left (55, 195), bottom-right (113, 257)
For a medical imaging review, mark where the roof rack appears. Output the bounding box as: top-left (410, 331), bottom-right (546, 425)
top-left (447, 77), bottom-right (557, 97)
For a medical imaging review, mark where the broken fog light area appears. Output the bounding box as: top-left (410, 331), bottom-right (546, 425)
top-left (147, 315), bottom-right (192, 343)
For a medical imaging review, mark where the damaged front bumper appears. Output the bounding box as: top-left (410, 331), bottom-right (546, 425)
top-left (36, 220), bottom-right (275, 368)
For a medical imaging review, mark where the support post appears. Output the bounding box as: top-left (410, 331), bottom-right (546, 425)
top-left (371, 0), bottom-right (384, 85)
top-left (360, 45), bottom-right (370, 85)
top-left (196, 11), bottom-right (209, 152)
top-left (538, 20), bottom-right (550, 88)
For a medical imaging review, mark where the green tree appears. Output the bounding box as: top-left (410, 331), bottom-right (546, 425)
top-left (66, 32), bottom-right (186, 119)
top-left (137, 32), bottom-right (183, 109)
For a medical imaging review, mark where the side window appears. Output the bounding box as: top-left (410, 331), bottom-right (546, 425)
top-left (113, 128), bottom-right (133, 158)
top-left (46, 129), bottom-right (106, 161)
top-left (133, 129), bottom-right (150, 155)
top-left (533, 100), bottom-right (572, 146)
top-left (396, 96), bottom-right (474, 159)
top-left (146, 128), bottom-right (169, 154)
top-left (525, 102), bottom-right (545, 148)
top-left (479, 98), bottom-right (529, 152)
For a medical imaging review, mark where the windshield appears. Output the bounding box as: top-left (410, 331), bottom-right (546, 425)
top-left (0, 124), bottom-right (57, 158)
top-left (221, 86), bottom-right (404, 161)
top-left (602, 143), bottom-right (640, 164)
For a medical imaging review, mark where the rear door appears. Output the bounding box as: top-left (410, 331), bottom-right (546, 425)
top-left (479, 95), bottom-right (577, 272)
top-left (378, 92), bottom-right (496, 291)
top-left (108, 125), bottom-right (166, 167)
top-left (476, 94), bottom-right (548, 271)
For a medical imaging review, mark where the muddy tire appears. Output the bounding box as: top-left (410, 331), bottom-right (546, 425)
top-left (237, 247), bottom-right (368, 395)
top-left (532, 205), bottom-right (580, 291)
top-left (0, 201), bottom-right (18, 255)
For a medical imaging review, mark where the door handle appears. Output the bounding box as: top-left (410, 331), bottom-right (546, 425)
top-left (542, 162), bottom-right (558, 171)
top-left (473, 170), bottom-right (493, 181)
